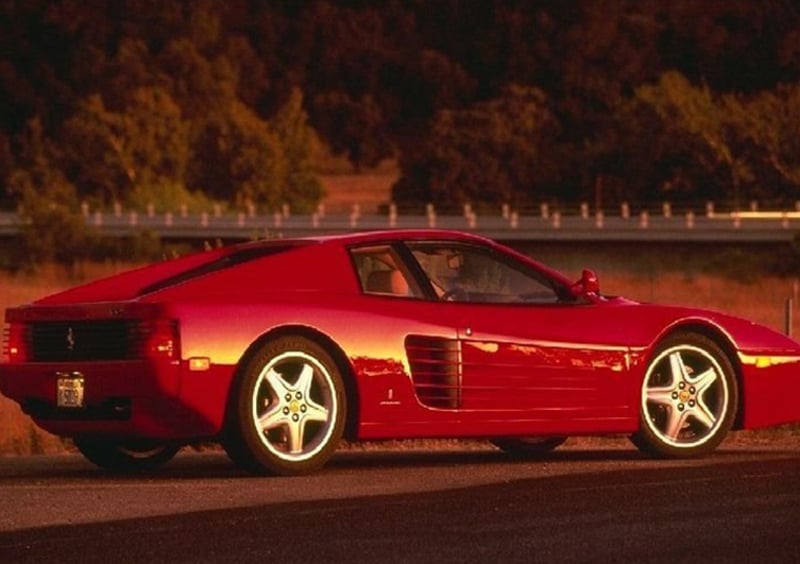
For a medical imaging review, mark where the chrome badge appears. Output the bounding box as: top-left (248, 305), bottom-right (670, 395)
top-left (66, 327), bottom-right (75, 353)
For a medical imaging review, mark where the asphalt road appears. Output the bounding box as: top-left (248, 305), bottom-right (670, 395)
top-left (1, 441), bottom-right (799, 563)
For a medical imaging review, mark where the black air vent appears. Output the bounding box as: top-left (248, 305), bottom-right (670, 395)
top-left (405, 335), bottom-right (460, 409)
top-left (30, 320), bottom-right (138, 361)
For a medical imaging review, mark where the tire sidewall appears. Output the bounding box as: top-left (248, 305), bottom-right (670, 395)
top-left (634, 332), bottom-right (738, 458)
top-left (231, 336), bottom-right (346, 476)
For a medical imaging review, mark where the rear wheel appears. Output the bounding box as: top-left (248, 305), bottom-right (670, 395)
top-left (73, 438), bottom-right (180, 472)
top-left (491, 436), bottom-right (567, 456)
top-left (222, 336), bottom-right (346, 476)
top-left (631, 332), bottom-right (738, 458)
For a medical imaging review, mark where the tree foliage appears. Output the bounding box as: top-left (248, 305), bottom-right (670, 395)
top-left (1, 0), bottom-right (800, 217)
top-left (8, 119), bottom-right (88, 268)
top-left (395, 85), bottom-right (559, 207)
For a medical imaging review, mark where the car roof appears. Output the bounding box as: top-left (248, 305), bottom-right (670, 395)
top-left (255, 229), bottom-right (496, 247)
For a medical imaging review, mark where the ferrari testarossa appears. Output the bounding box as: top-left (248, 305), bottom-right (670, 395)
top-left (2, 230), bottom-right (799, 475)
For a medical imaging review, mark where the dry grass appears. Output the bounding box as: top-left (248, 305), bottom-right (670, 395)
top-left (320, 173), bottom-right (395, 214)
top-left (1, 250), bottom-right (799, 455)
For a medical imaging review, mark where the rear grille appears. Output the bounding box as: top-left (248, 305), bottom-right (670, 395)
top-left (29, 320), bottom-right (142, 362)
top-left (405, 335), bottom-right (461, 409)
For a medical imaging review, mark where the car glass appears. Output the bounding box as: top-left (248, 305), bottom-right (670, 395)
top-left (349, 245), bottom-right (422, 298)
top-left (407, 243), bottom-right (559, 304)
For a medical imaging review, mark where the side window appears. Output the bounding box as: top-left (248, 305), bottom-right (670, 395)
top-left (350, 245), bottom-right (422, 298)
top-left (408, 244), bottom-right (558, 304)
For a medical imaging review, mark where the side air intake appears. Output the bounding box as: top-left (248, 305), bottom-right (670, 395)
top-left (404, 335), bottom-right (460, 409)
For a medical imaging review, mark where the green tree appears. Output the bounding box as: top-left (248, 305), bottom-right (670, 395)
top-left (273, 88), bottom-right (324, 212)
top-left (60, 86), bottom-right (191, 209)
top-left (394, 85), bottom-right (559, 207)
top-left (636, 71), bottom-right (753, 208)
top-left (733, 84), bottom-right (800, 194)
top-left (311, 91), bottom-right (392, 171)
top-left (8, 119), bottom-right (88, 268)
top-left (394, 86), bottom-right (559, 205)
top-left (189, 100), bottom-right (286, 210)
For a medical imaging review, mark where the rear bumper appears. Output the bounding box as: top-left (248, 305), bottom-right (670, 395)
top-left (0, 359), bottom-right (224, 440)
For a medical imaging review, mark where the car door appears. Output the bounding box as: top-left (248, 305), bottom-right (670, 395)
top-left (405, 242), bottom-right (632, 429)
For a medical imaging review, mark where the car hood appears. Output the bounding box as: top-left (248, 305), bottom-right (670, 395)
top-left (599, 297), bottom-right (800, 355)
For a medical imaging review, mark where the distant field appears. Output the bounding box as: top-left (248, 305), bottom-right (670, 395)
top-left (319, 171), bottom-right (394, 214)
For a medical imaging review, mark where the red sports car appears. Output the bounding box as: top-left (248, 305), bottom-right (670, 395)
top-left (2, 230), bottom-right (799, 475)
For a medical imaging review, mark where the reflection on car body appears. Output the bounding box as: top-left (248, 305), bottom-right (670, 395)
top-left (2, 229), bottom-right (800, 475)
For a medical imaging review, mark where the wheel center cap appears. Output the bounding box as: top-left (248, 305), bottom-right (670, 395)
top-left (678, 390), bottom-right (691, 403)
top-left (290, 401), bottom-right (301, 414)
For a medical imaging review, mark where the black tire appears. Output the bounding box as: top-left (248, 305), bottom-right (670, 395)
top-left (630, 332), bottom-right (738, 458)
top-left (490, 436), bottom-right (567, 456)
top-left (222, 336), bottom-right (346, 476)
top-left (73, 437), bottom-right (180, 472)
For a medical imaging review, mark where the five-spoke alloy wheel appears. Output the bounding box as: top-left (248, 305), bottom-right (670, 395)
top-left (631, 332), bottom-right (738, 458)
top-left (223, 336), bottom-right (346, 476)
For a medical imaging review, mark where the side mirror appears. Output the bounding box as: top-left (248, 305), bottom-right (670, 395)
top-left (570, 269), bottom-right (600, 297)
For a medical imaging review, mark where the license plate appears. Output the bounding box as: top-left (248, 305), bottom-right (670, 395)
top-left (57, 373), bottom-right (85, 408)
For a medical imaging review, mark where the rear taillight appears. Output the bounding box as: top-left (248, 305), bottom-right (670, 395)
top-left (2, 322), bottom-right (30, 363)
top-left (140, 319), bottom-right (180, 361)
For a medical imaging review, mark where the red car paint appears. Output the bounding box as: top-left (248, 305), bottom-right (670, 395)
top-left (1, 230), bottom-right (799, 447)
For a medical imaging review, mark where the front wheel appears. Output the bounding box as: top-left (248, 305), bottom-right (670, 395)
top-left (73, 438), bottom-right (180, 472)
top-left (630, 332), bottom-right (738, 458)
top-left (222, 336), bottom-right (346, 476)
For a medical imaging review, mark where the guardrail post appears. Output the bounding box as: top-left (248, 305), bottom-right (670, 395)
top-left (388, 203), bottom-right (397, 227)
top-left (349, 204), bottom-right (360, 228)
top-left (540, 202), bottom-right (549, 219)
top-left (552, 210), bottom-right (561, 229)
top-left (580, 202), bottom-right (589, 219)
top-left (620, 202), bottom-right (629, 219)
top-left (426, 203), bottom-right (436, 228)
top-left (785, 297), bottom-right (793, 337)
top-left (501, 203), bottom-right (510, 220)
top-left (510, 211), bottom-right (518, 229)
top-left (706, 201), bottom-right (715, 218)
top-left (113, 201), bottom-right (122, 218)
top-left (662, 202), bottom-right (671, 218)
top-left (595, 210), bottom-right (604, 229)
top-left (639, 210), bottom-right (649, 229)
top-left (93, 211), bottom-right (103, 226)
top-left (129, 211), bottom-right (138, 226)
top-left (165, 212), bottom-right (173, 226)
top-left (686, 210), bottom-right (694, 229)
